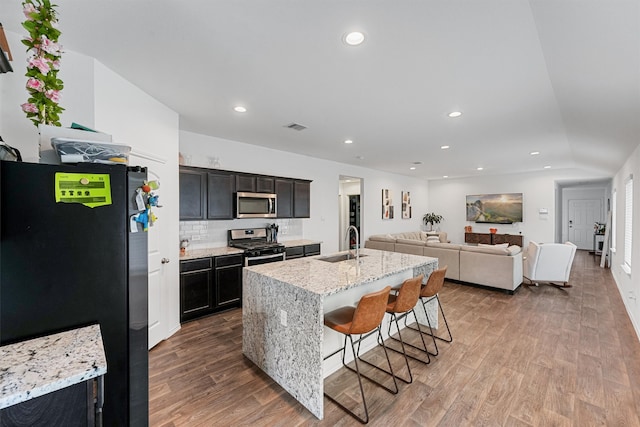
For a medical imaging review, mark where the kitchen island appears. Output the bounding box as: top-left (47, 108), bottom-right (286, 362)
top-left (242, 248), bottom-right (438, 419)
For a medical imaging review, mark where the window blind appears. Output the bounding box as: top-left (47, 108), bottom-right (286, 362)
top-left (624, 177), bottom-right (633, 269)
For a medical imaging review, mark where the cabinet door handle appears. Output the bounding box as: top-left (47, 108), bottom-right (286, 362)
top-left (162, 258), bottom-right (170, 264)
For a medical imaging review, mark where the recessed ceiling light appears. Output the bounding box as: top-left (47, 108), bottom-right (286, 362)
top-left (234, 106), bottom-right (247, 113)
top-left (410, 167), bottom-right (416, 170)
top-left (448, 111), bottom-right (462, 118)
top-left (344, 31), bottom-right (365, 46)
top-left (530, 151), bottom-right (540, 156)
top-left (443, 175), bottom-right (449, 178)
top-left (344, 139), bottom-right (353, 144)
top-left (477, 167), bottom-right (484, 171)
top-left (544, 165), bottom-right (551, 169)
top-left (441, 145), bottom-right (450, 150)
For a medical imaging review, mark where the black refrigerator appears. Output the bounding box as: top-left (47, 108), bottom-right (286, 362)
top-left (0, 160), bottom-right (149, 427)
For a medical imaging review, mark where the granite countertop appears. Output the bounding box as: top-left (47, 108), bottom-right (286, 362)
top-left (244, 248), bottom-right (436, 296)
top-left (0, 324), bottom-right (107, 410)
top-left (281, 239), bottom-right (322, 248)
top-left (180, 246), bottom-right (244, 260)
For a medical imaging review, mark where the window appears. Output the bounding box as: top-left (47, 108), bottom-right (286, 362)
top-left (612, 190), bottom-right (617, 251)
top-left (623, 176), bottom-right (633, 274)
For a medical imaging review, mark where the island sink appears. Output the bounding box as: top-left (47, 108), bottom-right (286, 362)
top-left (317, 253), bottom-right (368, 263)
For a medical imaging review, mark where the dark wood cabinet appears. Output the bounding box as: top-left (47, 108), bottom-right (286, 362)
top-left (180, 254), bottom-right (243, 322)
top-left (180, 167), bottom-right (311, 220)
top-left (213, 254), bottom-right (243, 309)
top-left (179, 168), bottom-right (207, 220)
top-left (0, 380), bottom-right (97, 427)
top-left (257, 176), bottom-right (275, 193)
top-left (285, 246), bottom-right (304, 260)
top-left (293, 180), bottom-right (311, 218)
top-left (285, 243), bottom-right (321, 260)
top-left (207, 171), bottom-right (235, 220)
top-left (465, 232), bottom-right (523, 246)
top-left (180, 258), bottom-right (213, 322)
top-left (235, 174), bottom-right (256, 192)
top-left (304, 243), bottom-right (321, 256)
top-left (275, 179), bottom-right (294, 218)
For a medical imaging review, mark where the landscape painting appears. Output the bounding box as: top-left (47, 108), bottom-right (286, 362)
top-left (466, 193), bottom-right (523, 223)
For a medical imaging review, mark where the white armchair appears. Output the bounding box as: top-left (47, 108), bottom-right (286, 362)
top-left (523, 241), bottom-right (577, 288)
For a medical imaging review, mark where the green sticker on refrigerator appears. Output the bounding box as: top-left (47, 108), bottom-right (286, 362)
top-left (55, 172), bottom-right (112, 208)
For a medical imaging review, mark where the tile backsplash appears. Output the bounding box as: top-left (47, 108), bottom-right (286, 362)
top-left (179, 218), bottom-right (303, 249)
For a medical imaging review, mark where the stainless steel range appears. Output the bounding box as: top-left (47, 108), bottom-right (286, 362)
top-left (228, 228), bottom-right (286, 266)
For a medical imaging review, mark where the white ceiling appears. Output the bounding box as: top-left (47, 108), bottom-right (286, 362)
top-left (2, 0), bottom-right (638, 180)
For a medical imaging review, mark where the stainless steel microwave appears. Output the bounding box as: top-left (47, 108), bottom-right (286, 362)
top-left (236, 192), bottom-right (277, 218)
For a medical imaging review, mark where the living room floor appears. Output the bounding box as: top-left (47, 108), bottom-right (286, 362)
top-left (149, 250), bottom-right (640, 426)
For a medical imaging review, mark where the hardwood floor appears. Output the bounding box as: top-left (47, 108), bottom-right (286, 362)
top-left (149, 250), bottom-right (640, 426)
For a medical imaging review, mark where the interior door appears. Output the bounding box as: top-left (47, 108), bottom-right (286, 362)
top-left (568, 199), bottom-right (602, 250)
top-left (129, 153), bottom-right (175, 349)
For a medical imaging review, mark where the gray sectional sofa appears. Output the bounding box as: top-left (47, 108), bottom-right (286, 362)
top-left (364, 231), bottom-right (523, 293)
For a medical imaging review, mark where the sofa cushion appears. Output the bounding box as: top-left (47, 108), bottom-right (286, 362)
top-left (460, 244), bottom-right (522, 256)
top-left (426, 241), bottom-right (463, 250)
top-left (396, 237), bottom-right (426, 247)
top-left (368, 234), bottom-right (397, 243)
top-left (394, 231), bottom-right (423, 241)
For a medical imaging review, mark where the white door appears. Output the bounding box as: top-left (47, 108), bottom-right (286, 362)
top-left (129, 152), bottom-right (177, 349)
top-left (568, 199), bottom-right (602, 250)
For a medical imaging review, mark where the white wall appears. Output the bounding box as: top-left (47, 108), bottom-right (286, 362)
top-left (0, 30), bottom-right (96, 161)
top-left (427, 169), bottom-right (611, 246)
top-left (0, 33), bottom-right (182, 342)
top-left (610, 142), bottom-right (640, 339)
top-left (180, 130), bottom-right (430, 253)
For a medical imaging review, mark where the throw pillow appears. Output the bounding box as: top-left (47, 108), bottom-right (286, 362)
top-left (426, 236), bottom-right (440, 242)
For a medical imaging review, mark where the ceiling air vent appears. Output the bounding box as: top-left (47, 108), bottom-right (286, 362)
top-left (284, 122), bottom-right (307, 131)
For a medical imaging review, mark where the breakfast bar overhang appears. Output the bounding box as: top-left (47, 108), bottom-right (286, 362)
top-left (242, 248), bottom-right (439, 419)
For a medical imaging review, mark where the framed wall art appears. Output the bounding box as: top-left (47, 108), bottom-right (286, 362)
top-left (382, 188), bottom-right (394, 219)
top-left (402, 191), bottom-right (411, 219)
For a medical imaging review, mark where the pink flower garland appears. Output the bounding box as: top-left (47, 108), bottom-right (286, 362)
top-left (21, 0), bottom-right (64, 127)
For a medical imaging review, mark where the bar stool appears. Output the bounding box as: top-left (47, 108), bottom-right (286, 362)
top-left (383, 274), bottom-right (430, 384)
top-left (323, 286), bottom-right (398, 424)
top-left (404, 266), bottom-right (452, 356)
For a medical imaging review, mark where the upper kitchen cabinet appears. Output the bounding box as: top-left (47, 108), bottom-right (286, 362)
top-left (208, 171), bottom-right (235, 219)
top-left (236, 174), bottom-right (275, 194)
top-left (257, 176), bottom-right (275, 193)
top-left (179, 167), bottom-right (235, 220)
top-left (275, 178), bottom-right (293, 218)
top-left (179, 168), bottom-right (207, 220)
top-left (294, 180), bottom-right (311, 218)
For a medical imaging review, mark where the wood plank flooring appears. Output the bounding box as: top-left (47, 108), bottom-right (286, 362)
top-left (149, 250), bottom-right (640, 426)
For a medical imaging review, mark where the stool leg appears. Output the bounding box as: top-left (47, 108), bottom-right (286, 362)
top-left (345, 328), bottom-right (399, 395)
top-left (405, 295), bottom-right (453, 355)
top-left (387, 309), bottom-right (432, 365)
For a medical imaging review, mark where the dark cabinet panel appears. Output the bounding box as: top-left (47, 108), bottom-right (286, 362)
top-left (208, 171), bottom-right (235, 220)
top-left (236, 174), bottom-right (256, 192)
top-left (285, 246), bottom-right (304, 260)
top-left (180, 270), bottom-right (213, 321)
top-left (214, 254), bottom-right (243, 309)
top-left (180, 258), bottom-right (213, 322)
top-left (304, 244), bottom-right (321, 256)
top-left (285, 243), bottom-right (321, 261)
top-left (465, 232), bottom-right (523, 246)
top-left (179, 168), bottom-right (207, 220)
top-left (275, 179), bottom-right (293, 218)
top-left (257, 176), bottom-right (275, 193)
top-left (294, 181), bottom-right (311, 218)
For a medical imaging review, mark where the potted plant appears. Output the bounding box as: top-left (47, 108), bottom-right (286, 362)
top-left (423, 212), bottom-right (443, 231)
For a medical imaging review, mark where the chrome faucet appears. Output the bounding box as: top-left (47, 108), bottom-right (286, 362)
top-left (346, 225), bottom-right (359, 263)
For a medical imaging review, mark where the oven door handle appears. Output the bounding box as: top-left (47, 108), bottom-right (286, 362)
top-left (245, 252), bottom-right (285, 266)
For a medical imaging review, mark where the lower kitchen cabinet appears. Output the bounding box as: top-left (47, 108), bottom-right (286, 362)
top-left (180, 254), bottom-right (243, 323)
top-left (214, 254), bottom-right (243, 309)
top-left (180, 258), bottom-right (213, 322)
top-left (285, 243), bottom-right (321, 260)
